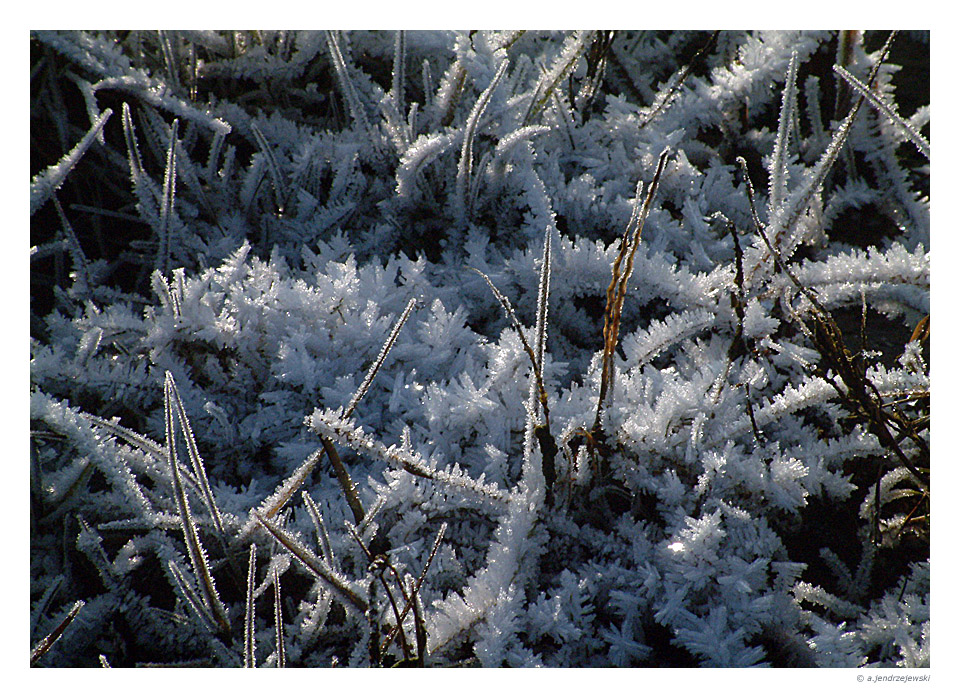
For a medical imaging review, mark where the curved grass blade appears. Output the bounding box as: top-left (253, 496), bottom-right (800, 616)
top-left (528, 227), bottom-right (558, 502)
top-left (325, 30), bottom-right (371, 134)
top-left (457, 58), bottom-right (509, 220)
top-left (250, 121), bottom-right (288, 216)
top-left (522, 31), bottom-right (590, 125)
top-left (762, 32), bottom-right (897, 261)
top-left (471, 267), bottom-right (549, 424)
top-left (51, 195), bottom-right (90, 292)
top-left (392, 30), bottom-right (406, 116)
top-left (533, 227), bottom-right (552, 404)
top-left (769, 52), bottom-right (799, 215)
top-left (121, 103), bottom-right (148, 184)
top-left (156, 119), bottom-right (179, 275)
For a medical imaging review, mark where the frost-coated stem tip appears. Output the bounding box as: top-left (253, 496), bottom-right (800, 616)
top-left (30, 600), bottom-right (85, 665)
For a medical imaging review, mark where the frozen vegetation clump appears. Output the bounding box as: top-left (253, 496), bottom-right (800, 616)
top-left (30, 30), bottom-right (929, 667)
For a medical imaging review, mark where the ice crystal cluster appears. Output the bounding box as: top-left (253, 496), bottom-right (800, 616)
top-left (30, 30), bottom-right (929, 667)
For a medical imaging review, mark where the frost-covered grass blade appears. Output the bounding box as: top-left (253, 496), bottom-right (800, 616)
top-left (244, 543), bottom-right (257, 668)
top-left (165, 371), bottom-right (225, 535)
top-left (30, 600), bottom-right (84, 665)
top-left (250, 120), bottom-right (288, 216)
top-left (30, 109), bottom-right (112, 216)
top-left (163, 372), bottom-right (230, 635)
top-left (252, 511), bottom-right (368, 613)
top-left (457, 58), bottom-right (508, 220)
top-left (833, 64), bottom-right (929, 159)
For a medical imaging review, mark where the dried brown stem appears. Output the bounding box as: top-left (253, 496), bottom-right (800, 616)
top-left (593, 148), bottom-right (669, 436)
